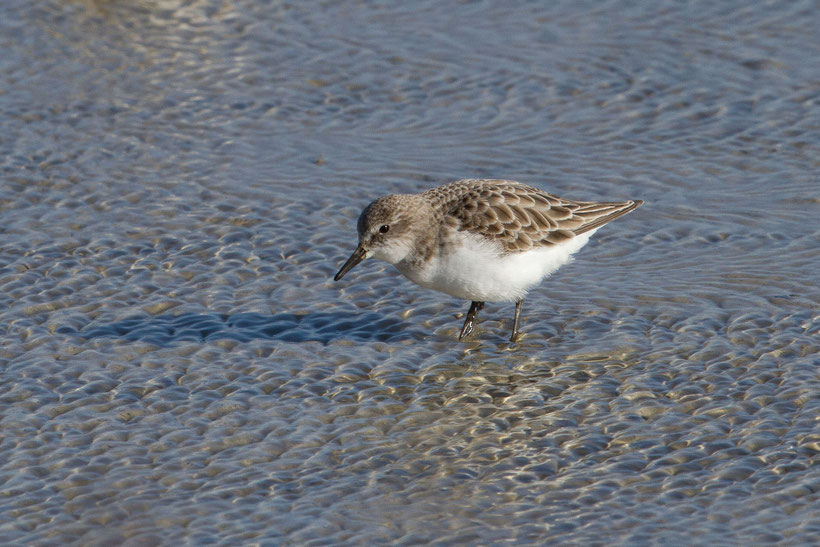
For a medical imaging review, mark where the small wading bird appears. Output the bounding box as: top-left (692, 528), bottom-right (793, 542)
top-left (334, 179), bottom-right (643, 342)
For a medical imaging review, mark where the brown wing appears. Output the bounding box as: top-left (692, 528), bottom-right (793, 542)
top-left (425, 179), bottom-right (643, 253)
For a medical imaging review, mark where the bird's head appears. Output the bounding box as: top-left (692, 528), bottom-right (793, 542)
top-left (334, 194), bottom-right (426, 281)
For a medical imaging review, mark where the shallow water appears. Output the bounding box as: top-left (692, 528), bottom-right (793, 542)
top-left (1, 0), bottom-right (818, 544)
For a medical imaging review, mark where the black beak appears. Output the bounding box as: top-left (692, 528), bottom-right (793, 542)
top-left (334, 246), bottom-right (367, 281)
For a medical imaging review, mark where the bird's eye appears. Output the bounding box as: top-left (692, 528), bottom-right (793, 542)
top-left (379, 225), bottom-right (390, 234)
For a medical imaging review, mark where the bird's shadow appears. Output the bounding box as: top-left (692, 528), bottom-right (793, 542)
top-left (62, 311), bottom-right (414, 346)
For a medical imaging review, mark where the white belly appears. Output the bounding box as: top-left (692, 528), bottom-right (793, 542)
top-left (396, 230), bottom-right (595, 302)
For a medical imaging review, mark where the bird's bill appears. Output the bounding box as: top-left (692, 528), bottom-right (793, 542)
top-left (334, 245), bottom-right (368, 281)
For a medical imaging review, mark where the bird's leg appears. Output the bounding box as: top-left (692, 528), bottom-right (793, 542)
top-left (510, 299), bottom-right (524, 342)
top-left (459, 301), bottom-right (485, 340)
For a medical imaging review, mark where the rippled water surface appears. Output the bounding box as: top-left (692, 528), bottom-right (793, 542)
top-left (2, 0), bottom-right (818, 544)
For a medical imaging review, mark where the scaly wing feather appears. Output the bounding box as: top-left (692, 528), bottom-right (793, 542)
top-left (424, 179), bottom-right (643, 253)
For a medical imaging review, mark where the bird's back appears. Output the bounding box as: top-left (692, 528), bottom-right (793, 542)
top-left (423, 179), bottom-right (643, 254)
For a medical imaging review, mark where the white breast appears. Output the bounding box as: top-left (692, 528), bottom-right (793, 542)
top-left (396, 230), bottom-right (596, 302)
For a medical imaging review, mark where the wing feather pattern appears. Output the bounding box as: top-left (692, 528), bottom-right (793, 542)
top-left (424, 179), bottom-right (643, 253)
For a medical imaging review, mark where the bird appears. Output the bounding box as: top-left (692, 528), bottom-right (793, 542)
top-left (334, 179), bottom-right (643, 342)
